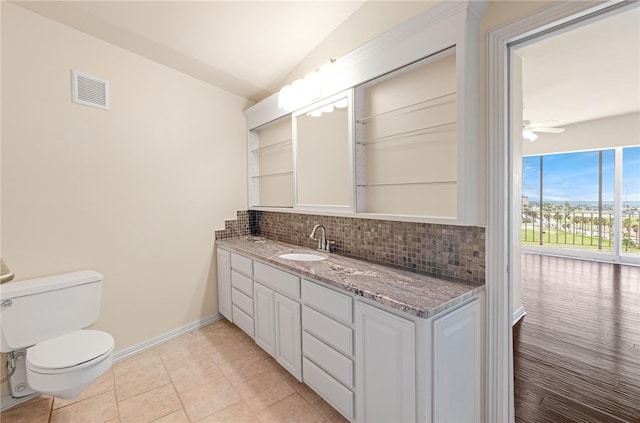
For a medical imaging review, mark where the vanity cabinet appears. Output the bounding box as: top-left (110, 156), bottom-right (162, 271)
top-left (301, 279), bottom-right (355, 420)
top-left (274, 293), bottom-right (302, 379)
top-left (230, 252), bottom-right (255, 338)
top-left (216, 247), bottom-right (481, 422)
top-left (216, 248), bottom-right (232, 321)
top-left (253, 282), bottom-right (276, 355)
top-left (253, 261), bottom-right (303, 380)
top-left (356, 301), bottom-right (416, 423)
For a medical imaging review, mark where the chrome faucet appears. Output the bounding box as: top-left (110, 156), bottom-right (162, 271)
top-left (310, 224), bottom-right (333, 252)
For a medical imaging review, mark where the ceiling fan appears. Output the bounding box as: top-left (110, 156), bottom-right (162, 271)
top-left (522, 120), bottom-right (565, 141)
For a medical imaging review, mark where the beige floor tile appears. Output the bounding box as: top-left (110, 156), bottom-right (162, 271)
top-left (287, 380), bottom-right (322, 405)
top-left (157, 333), bottom-right (200, 354)
top-left (219, 355), bottom-right (275, 386)
top-left (197, 400), bottom-right (260, 423)
top-left (312, 398), bottom-right (350, 423)
top-left (168, 362), bottom-right (225, 393)
top-left (160, 343), bottom-right (218, 372)
top-left (258, 393), bottom-right (327, 423)
top-left (50, 390), bottom-right (118, 423)
top-left (151, 409), bottom-right (190, 423)
top-left (235, 370), bottom-right (295, 413)
top-left (193, 324), bottom-right (243, 347)
top-left (179, 378), bottom-right (241, 422)
top-left (0, 396), bottom-right (52, 423)
top-left (118, 384), bottom-right (182, 423)
top-left (53, 369), bottom-right (115, 409)
top-left (115, 362), bottom-right (171, 400)
top-left (113, 348), bottom-right (162, 376)
top-left (210, 341), bottom-right (264, 367)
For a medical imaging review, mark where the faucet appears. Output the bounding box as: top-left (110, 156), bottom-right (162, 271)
top-left (310, 224), bottom-right (334, 252)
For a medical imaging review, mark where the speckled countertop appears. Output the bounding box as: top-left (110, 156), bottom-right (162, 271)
top-left (216, 236), bottom-right (484, 319)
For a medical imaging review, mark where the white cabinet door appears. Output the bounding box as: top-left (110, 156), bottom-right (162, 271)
top-left (254, 282), bottom-right (275, 355)
top-left (275, 293), bottom-right (302, 380)
top-left (356, 301), bottom-right (415, 423)
top-left (433, 299), bottom-right (480, 423)
top-left (216, 248), bottom-right (232, 321)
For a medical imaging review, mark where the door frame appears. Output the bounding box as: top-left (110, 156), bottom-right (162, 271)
top-left (485, 1), bottom-right (629, 421)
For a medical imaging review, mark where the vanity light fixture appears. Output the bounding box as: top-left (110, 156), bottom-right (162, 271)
top-left (278, 59), bottom-right (338, 111)
top-left (334, 98), bottom-right (348, 109)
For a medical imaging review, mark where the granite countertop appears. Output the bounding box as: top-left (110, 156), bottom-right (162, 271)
top-left (216, 236), bottom-right (484, 319)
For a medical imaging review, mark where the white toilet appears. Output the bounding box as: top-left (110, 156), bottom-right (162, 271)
top-left (0, 270), bottom-right (114, 399)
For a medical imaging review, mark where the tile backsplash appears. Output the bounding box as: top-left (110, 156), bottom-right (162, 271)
top-left (214, 210), bottom-right (251, 239)
top-left (216, 210), bottom-right (484, 283)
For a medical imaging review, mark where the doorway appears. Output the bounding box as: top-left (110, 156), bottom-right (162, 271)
top-left (508, 3), bottom-right (639, 422)
top-left (485, 1), bottom-right (639, 421)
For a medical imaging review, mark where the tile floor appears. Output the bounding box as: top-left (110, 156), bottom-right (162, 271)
top-left (0, 319), bottom-right (349, 423)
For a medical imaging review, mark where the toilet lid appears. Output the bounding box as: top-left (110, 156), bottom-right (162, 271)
top-left (27, 330), bottom-right (114, 370)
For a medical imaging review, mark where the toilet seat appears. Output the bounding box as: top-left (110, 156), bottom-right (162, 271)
top-left (27, 330), bottom-right (114, 374)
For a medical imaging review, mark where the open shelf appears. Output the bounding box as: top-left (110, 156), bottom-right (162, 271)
top-left (251, 139), bottom-right (292, 153)
top-left (356, 92), bottom-right (456, 124)
top-left (251, 171), bottom-right (293, 179)
top-left (357, 122), bottom-right (456, 145)
top-left (357, 180), bottom-right (456, 187)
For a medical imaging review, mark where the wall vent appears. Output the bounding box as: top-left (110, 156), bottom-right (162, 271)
top-left (71, 70), bottom-right (110, 111)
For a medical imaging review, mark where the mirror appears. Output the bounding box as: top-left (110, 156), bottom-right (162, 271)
top-left (294, 92), bottom-right (352, 209)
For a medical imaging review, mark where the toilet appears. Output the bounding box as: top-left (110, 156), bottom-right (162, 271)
top-left (0, 270), bottom-right (114, 399)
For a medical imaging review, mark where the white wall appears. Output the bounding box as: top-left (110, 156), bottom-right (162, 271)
top-left (1, 2), bottom-right (249, 394)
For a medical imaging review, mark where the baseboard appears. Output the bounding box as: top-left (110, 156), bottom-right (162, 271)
top-left (0, 392), bottom-right (40, 412)
top-left (513, 306), bottom-right (526, 326)
top-left (112, 313), bottom-right (223, 363)
top-left (1, 313), bottom-right (223, 411)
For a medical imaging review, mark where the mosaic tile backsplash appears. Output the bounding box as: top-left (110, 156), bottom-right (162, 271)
top-left (216, 210), bottom-right (485, 283)
top-left (214, 210), bottom-right (251, 239)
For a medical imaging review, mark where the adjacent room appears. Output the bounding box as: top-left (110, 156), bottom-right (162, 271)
top-left (510, 5), bottom-right (640, 422)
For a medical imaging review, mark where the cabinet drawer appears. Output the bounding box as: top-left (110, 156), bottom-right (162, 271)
top-left (232, 288), bottom-right (253, 317)
top-left (231, 270), bottom-right (253, 297)
top-left (303, 306), bottom-right (352, 356)
top-left (231, 252), bottom-right (253, 276)
top-left (302, 280), bottom-right (352, 325)
top-left (303, 358), bottom-right (353, 420)
top-left (254, 261), bottom-right (300, 299)
top-left (303, 332), bottom-right (353, 388)
top-left (232, 305), bottom-right (254, 338)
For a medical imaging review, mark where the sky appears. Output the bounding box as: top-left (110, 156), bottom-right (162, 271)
top-left (523, 146), bottom-right (640, 203)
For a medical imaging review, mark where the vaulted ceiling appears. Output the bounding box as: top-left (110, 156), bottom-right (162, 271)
top-left (14, 1), bottom-right (366, 102)
top-left (11, 1), bottom-right (640, 125)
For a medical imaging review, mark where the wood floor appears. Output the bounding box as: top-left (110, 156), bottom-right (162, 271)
top-left (514, 253), bottom-right (640, 423)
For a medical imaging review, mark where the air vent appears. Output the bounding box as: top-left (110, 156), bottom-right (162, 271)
top-left (71, 70), bottom-right (109, 111)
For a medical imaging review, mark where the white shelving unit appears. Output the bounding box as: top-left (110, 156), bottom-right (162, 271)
top-left (243, 1), bottom-right (485, 225)
top-left (354, 49), bottom-right (459, 218)
top-left (248, 116), bottom-right (293, 208)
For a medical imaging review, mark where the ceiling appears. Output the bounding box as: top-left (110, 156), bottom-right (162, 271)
top-left (517, 5), bottom-right (640, 128)
top-left (12, 1), bottom-right (640, 124)
top-left (14, 1), bottom-right (365, 102)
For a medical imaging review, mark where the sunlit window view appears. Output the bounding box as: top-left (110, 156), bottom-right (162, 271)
top-left (521, 146), bottom-right (640, 259)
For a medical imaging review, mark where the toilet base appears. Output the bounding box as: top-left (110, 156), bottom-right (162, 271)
top-left (8, 349), bottom-right (37, 398)
top-left (27, 348), bottom-right (113, 400)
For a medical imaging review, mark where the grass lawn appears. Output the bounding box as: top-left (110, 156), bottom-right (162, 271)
top-left (521, 228), bottom-right (640, 253)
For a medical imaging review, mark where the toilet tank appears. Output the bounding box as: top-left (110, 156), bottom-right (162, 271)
top-left (0, 270), bottom-right (103, 352)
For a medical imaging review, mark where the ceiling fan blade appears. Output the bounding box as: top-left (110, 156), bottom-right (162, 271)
top-left (532, 127), bottom-right (565, 133)
top-left (528, 120), bottom-right (560, 128)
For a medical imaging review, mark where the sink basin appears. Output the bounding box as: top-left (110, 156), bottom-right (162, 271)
top-left (278, 252), bottom-right (327, 262)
